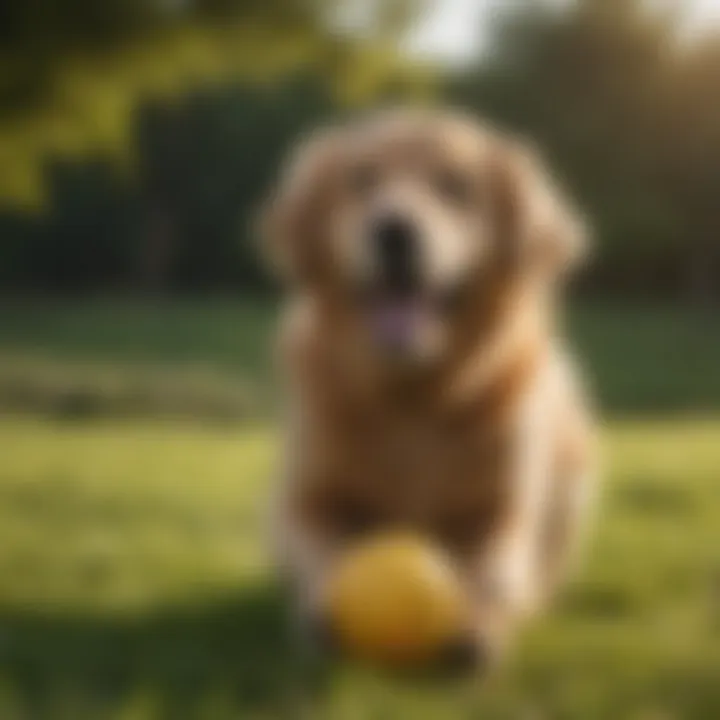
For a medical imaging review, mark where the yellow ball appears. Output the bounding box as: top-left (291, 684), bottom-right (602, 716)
top-left (327, 533), bottom-right (468, 667)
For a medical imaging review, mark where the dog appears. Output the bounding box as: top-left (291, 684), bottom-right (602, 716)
top-left (261, 109), bottom-right (596, 673)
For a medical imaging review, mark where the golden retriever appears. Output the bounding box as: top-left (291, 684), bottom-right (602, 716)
top-left (261, 108), bottom-right (596, 673)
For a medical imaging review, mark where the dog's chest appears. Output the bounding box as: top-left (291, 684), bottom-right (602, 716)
top-left (305, 412), bottom-right (510, 551)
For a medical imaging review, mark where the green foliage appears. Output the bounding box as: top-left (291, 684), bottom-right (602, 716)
top-left (0, 0), bottom-right (428, 207)
top-left (0, 0), bottom-right (433, 291)
top-left (451, 0), bottom-right (720, 300)
top-left (2, 0), bottom-right (720, 298)
top-left (1, 80), bottom-right (334, 292)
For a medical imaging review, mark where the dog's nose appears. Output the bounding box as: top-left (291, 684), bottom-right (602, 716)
top-left (372, 214), bottom-right (419, 293)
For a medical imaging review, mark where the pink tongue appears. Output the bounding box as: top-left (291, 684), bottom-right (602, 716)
top-left (372, 301), bottom-right (422, 348)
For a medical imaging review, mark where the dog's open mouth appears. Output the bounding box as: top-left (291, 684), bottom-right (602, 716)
top-left (368, 295), bottom-right (429, 353)
top-left (365, 287), bottom-right (466, 359)
top-left (360, 281), bottom-right (468, 358)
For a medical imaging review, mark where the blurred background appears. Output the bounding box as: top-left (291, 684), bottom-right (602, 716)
top-left (0, 0), bottom-right (719, 717)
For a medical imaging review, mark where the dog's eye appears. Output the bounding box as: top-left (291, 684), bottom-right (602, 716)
top-left (434, 168), bottom-right (474, 206)
top-left (348, 162), bottom-right (379, 196)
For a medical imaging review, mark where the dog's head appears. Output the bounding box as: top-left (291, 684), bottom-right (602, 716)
top-left (262, 109), bottom-right (587, 365)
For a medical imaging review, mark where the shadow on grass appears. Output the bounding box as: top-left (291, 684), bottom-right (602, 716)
top-left (0, 583), bottom-right (326, 719)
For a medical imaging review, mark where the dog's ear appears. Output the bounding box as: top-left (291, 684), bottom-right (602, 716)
top-left (492, 138), bottom-right (589, 278)
top-left (257, 127), bottom-right (345, 286)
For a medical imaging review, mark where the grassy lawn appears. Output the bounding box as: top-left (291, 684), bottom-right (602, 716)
top-left (0, 300), bottom-right (718, 718)
top-left (0, 298), bottom-right (719, 415)
top-left (0, 418), bottom-right (717, 719)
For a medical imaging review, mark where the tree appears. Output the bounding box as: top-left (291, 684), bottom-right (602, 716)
top-left (0, 0), bottom-right (430, 208)
top-left (451, 0), bottom-right (719, 300)
top-left (664, 37), bottom-right (720, 302)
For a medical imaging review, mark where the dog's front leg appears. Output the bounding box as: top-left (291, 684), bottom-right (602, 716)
top-left (272, 508), bottom-right (335, 611)
top-left (466, 388), bottom-right (555, 664)
top-left (270, 495), bottom-right (343, 659)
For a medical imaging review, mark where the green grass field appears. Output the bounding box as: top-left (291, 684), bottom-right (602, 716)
top-left (0, 299), bottom-right (719, 415)
top-left (0, 300), bottom-right (718, 719)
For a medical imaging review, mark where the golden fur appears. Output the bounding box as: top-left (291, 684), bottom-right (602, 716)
top-left (262, 109), bottom-right (596, 665)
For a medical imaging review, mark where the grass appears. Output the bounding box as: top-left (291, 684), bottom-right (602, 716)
top-left (0, 299), bottom-right (718, 718)
top-left (0, 417), bottom-right (717, 719)
top-left (0, 300), bottom-right (278, 420)
top-left (0, 298), bottom-right (719, 415)
top-left (0, 299), bottom-right (277, 381)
